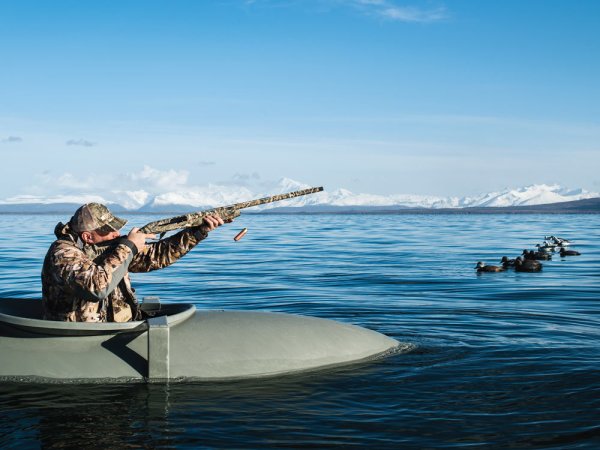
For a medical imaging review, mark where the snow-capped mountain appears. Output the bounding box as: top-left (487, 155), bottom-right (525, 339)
top-left (458, 184), bottom-right (597, 208)
top-left (0, 180), bottom-right (597, 212)
top-left (252, 182), bottom-right (599, 210)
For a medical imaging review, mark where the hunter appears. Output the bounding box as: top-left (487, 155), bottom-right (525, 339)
top-left (41, 202), bottom-right (225, 322)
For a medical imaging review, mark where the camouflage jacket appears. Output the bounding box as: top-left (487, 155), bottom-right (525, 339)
top-left (42, 222), bottom-right (208, 322)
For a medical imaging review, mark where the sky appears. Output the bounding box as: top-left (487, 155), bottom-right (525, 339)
top-left (1, 0), bottom-right (599, 202)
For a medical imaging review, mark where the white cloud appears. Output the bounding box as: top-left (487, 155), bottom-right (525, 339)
top-left (355, 0), bottom-right (386, 5)
top-left (66, 138), bottom-right (96, 147)
top-left (16, 166), bottom-right (188, 208)
top-left (1, 165), bottom-right (597, 211)
top-left (126, 165), bottom-right (189, 192)
top-left (379, 5), bottom-right (447, 22)
top-left (242, 1), bottom-right (449, 23)
top-left (110, 190), bottom-right (150, 210)
top-left (2, 193), bottom-right (109, 205)
top-left (56, 173), bottom-right (95, 190)
top-left (2, 165), bottom-right (320, 209)
top-left (351, 0), bottom-right (448, 23)
top-left (231, 172), bottom-right (261, 184)
top-left (1, 136), bottom-right (23, 143)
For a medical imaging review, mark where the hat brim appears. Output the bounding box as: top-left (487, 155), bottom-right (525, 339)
top-left (97, 216), bottom-right (127, 233)
top-left (107, 216), bottom-right (127, 231)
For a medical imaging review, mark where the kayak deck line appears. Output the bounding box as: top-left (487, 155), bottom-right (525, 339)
top-left (0, 298), bottom-right (195, 336)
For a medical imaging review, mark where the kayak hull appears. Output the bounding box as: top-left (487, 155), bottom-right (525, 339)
top-left (0, 298), bottom-right (400, 382)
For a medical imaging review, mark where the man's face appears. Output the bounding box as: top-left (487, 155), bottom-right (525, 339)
top-left (81, 228), bottom-right (120, 244)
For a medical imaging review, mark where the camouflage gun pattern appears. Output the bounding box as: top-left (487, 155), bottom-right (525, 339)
top-left (139, 186), bottom-right (324, 236)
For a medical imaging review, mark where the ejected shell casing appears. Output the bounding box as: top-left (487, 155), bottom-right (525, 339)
top-left (234, 228), bottom-right (248, 241)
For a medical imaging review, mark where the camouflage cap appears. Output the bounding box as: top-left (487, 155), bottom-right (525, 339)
top-left (70, 203), bottom-right (127, 233)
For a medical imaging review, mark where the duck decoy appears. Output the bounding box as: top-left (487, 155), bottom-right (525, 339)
top-left (545, 235), bottom-right (572, 247)
top-left (536, 242), bottom-right (556, 253)
top-left (523, 250), bottom-right (552, 261)
top-left (500, 256), bottom-right (516, 269)
top-left (522, 249), bottom-right (534, 260)
top-left (515, 256), bottom-right (543, 272)
top-left (559, 248), bottom-right (581, 256)
top-left (475, 261), bottom-right (504, 272)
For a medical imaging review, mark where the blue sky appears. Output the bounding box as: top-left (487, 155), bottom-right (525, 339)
top-left (1, 0), bottom-right (599, 200)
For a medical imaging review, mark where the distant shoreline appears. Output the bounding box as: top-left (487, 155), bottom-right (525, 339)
top-left (1, 197), bottom-right (599, 215)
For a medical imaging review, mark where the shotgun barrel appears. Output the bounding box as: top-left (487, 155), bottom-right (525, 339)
top-left (139, 186), bottom-right (324, 235)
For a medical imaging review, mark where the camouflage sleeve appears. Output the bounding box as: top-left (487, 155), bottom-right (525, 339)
top-left (128, 227), bottom-right (208, 273)
top-left (51, 239), bottom-right (137, 302)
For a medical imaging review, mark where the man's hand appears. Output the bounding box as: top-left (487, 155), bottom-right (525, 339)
top-left (127, 227), bottom-right (158, 252)
top-left (200, 214), bottom-right (226, 233)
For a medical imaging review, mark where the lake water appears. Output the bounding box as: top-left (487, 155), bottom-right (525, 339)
top-left (1, 213), bottom-right (599, 448)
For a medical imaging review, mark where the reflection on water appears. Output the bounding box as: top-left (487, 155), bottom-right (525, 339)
top-left (1, 213), bottom-right (600, 447)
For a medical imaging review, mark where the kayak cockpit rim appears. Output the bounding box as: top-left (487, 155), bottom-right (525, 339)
top-left (0, 298), bottom-right (195, 336)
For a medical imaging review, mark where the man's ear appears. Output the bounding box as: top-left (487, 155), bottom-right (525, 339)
top-left (80, 231), bottom-right (93, 244)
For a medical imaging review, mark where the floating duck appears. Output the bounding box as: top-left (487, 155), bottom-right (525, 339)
top-left (559, 248), bottom-right (581, 256)
top-left (523, 250), bottom-right (552, 261)
top-left (535, 242), bottom-right (557, 253)
top-left (500, 256), bottom-right (516, 269)
top-left (515, 256), bottom-right (543, 272)
top-left (545, 235), bottom-right (572, 247)
top-left (475, 261), bottom-right (504, 272)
